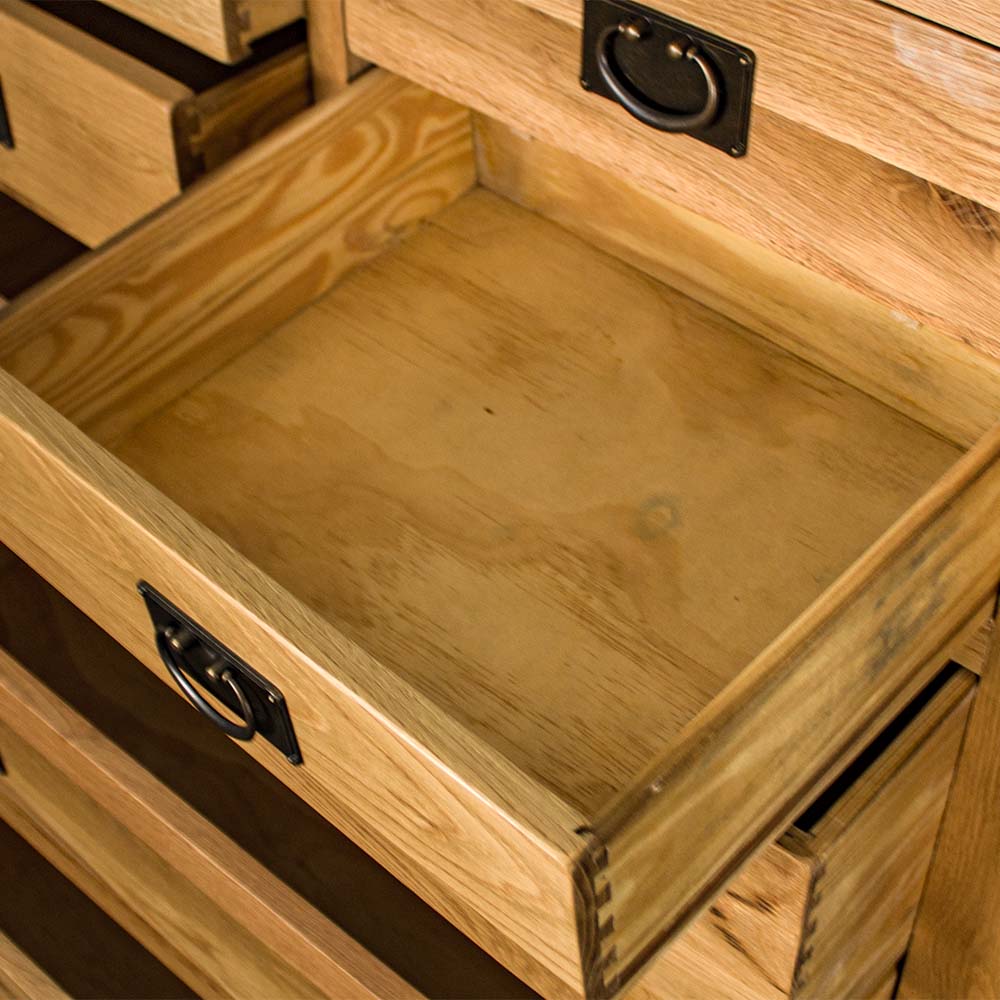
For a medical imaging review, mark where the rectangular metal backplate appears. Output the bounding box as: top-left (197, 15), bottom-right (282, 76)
top-left (0, 78), bottom-right (13, 149)
top-left (138, 582), bottom-right (302, 764)
top-left (581, 0), bottom-right (755, 156)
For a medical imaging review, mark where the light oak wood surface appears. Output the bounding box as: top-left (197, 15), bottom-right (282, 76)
top-left (177, 43), bottom-right (312, 175)
top-left (0, 821), bottom-right (194, 999)
top-left (474, 116), bottom-right (1000, 450)
top-left (585, 423), bottom-right (1000, 995)
top-left (347, 0), bottom-right (1000, 365)
top-left (794, 669), bottom-right (973, 998)
top-left (886, 0), bottom-right (1000, 46)
top-left (0, 642), bottom-right (426, 999)
top-left (514, 0), bottom-right (1000, 211)
top-left (101, 0), bottom-right (304, 63)
top-left (0, 551), bottom-right (537, 1000)
top-left (0, 931), bottom-right (69, 1000)
top-left (0, 346), bottom-right (587, 998)
top-left (900, 619), bottom-right (1000, 999)
top-left (0, 180), bottom-right (984, 997)
top-left (112, 188), bottom-right (959, 814)
top-left (0, 71), bottom-right (475, 445)
top-left (0, 0), bottom-right (190, 245)
top-left (308, 0), bottom-right (367, 98)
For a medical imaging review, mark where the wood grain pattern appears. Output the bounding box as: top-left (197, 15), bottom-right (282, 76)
top-left (99, 0), bottom-right (303, 62)
top-left (179, 43), bottom-right (312, 173)
top-left (112, 188), bottom-right (959, 815)
top-left (0, 0), bottom-right (190, 245)
top-left (0, 821), bottom-right (193, 1000)
top-left (518, 0), bottom-right (1000, 211)
top-left (0, 551), bottom-right (537, 1000)
top-left (475, 116), bottom-right (1000, 449)
top-left (0, 362), bottom-right (586, 998)
top-left (242, 0), bottom-right (305, 43)
top-left (307, 0), bottom-right (367, 97)
top-left (900, 620), bottom-right (1000, 999)
top-left (884, 0), bottom-right (1000, 46)
top-left (629, 846), bottom-right (814, 1000)
top-left (0, 647), bottom-right (424, 1000)
top-left (347, 0), bottom-right (1000, 364)
top-left (585, 423), bottom-right (1000, 997)
top-left (0, 931), bottom-right (69, 1000)
top-left (0, 71), bottom-right (476, 446)
top-left (794, 669), bottom-right (974, 999)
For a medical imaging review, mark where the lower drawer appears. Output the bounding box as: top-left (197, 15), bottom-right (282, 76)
top-left (0, 820), bottom-right (193, 1000)
top-left (0, 553), bottom-right (535, 1000)
top-left (0, 550), bottom-right (973, 999)
top-left (0, 0), bottom-right (309, 245)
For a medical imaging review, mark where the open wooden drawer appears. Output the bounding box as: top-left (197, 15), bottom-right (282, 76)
top-left (1, 71), bottom-right (999, 998)
top-left (0, 0), bottom-right (309, 246)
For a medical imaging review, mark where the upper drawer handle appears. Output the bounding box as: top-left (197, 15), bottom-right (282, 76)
top-left (156, 624), bottom-right (256, 740)
top-left (596, 17), bottom-right (720, 133)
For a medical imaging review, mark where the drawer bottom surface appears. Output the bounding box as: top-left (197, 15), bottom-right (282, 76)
top-left (108, 186), bottom-right (961, 817)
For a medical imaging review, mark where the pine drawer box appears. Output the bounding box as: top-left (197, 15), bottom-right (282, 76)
top-left (0, 0), bottom-right (309, 246)
top-left (2, 70), bottom-right (1000, 999)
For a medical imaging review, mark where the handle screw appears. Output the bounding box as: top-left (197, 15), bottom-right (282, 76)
top-left (618, 16), bottom-right (649, 41)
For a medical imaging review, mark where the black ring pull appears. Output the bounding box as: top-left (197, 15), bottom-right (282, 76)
top-left (596, 18), bottom-right (720, 133)
top-left (156, 625), bottom-right (256, 740)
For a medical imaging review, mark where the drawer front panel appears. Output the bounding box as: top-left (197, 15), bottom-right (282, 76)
top-left (346, 0), bottom-right (1000, 370)
top-left (513, 0), bottom-right (1000, 211)
top-left (884, 0), bottom-right (1000, 47)
top-left (0, 646), bottom-right (420, 1000)
top-left (102, 0), bottom-right (305, 63)
top-left (0, 0), bottom-right (191, 246)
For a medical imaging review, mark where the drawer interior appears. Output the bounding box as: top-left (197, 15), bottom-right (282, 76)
top-left (104, 182), bottom-right (961, 815)
top-left (2, 72), bottom-right (995, 997)
top-left (0, 550), bottom-right (536, 1000)
top-left (0, 819), bottom-right (195, 999)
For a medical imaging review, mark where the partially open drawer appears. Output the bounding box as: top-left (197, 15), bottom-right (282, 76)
top-left (0, 0), bottom-right (309, 245)
top-left (0, 554), bottom-right (533, 999)
top-left (0, 72), bottom-right (999, 999)
top-left (0, 819), bottom-right (194, 1000)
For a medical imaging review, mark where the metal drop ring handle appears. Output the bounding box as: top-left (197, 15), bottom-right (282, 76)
top-left (596, 19), bottom-right (720, 133)
top-left (156, 625), bottom-right (256, 740)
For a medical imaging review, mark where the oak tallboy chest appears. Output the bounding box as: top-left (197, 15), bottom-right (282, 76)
top-left (1, 2), bottom-right (999, 998)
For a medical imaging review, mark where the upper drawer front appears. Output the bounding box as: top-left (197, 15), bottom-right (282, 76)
top-left (0, 0), bottom-right (189, 245)
top-left (885, 0), bottom-right (1000, 47)
top-left (347, 0), bottom-right (1000, 213)
top-left (101, 0), bottom-right (305, 63)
